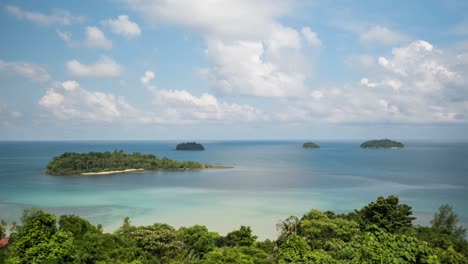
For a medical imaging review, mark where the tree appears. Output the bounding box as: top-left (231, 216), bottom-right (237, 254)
top-left (356, 195), bottom-right (415, 233)
top-left (431, 204), bottom-right (467, 240)
top-left (298, 209), bottom-right (360, 251)
top-left (276, 216), bottom-right (299, 240)
top-left (0, 220), bottom-right (6, 238)
top-left (177, 225), bottom-right (219, 257)
top-left (8, 209), bottom-right (77, 264)
top-left (224, 226), bottom-right (257, 247)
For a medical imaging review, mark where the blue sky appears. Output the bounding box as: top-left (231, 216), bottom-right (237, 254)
top-left (1, 0), bottom-right (468, 140)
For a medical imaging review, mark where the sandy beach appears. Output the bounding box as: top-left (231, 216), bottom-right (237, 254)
top-left (81, 168), bottom-right (145, 175)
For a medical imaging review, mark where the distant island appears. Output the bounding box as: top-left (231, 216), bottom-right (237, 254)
top-left (176, 142), bottom-right (205, 151)
top-left (360, 139), bottom-right (404, 148)
top-left (44, 150), bottom-right (224, 176)
top-left (302, 142), bottom-right (320, 149)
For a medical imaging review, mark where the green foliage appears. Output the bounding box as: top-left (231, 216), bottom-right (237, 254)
top-left (45, 150), bottom-right (207, 175)
top-left (298, 209), bottom-right (360, 251)
top-left (177, 225), bottom-right (219, 257)
top-left (223, 226), bottom-right (257, 247)
top-left (431, 204), bottom-right (467, 240)
top-left (7, 209), bottom-right (77, 264)
top-left (2, 196), bottom-right (467, 264)
top-left (0, 220), bottom-right (6, 239)
top-left (302, 142), bottom-right (320, 149)
top-left (356, 195), bottom-right (415, 233)
top-left (202, 246), bottom-right (271, 264)
top-left (131, 223), bottom-right (182, 262)
top-left (341, 228), bottom-right (439, 263)
top-left (176, 142), bottom-right (205, 151)
top-left (276, 216), bottom-right (299, 243)
top-left (360, 139), bottom-right (404, 148)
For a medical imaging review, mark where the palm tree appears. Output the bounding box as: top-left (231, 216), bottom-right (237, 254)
top-left (276, 215), bottom-right (299, 238)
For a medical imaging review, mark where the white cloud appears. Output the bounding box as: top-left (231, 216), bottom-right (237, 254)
top-left (85, 26), bottom-right (112, 49)
top-left (56, 30), bottom-right (73, 45)
top-left (140, 71), bottom-right (155, 85)
top-left (38, 81), bottom-right (266, 124)
top-left (287, 40), bottom-right (468, 123)
top-left (301, 27), bottom-right (321, 46)
top-left (360, 25), bottom-right (408, 45)
top-left (199, 39), bottom-right (307, 97)
top-left (126, 0), bottom-right (311, 98)
top-left (39, 81), bottom-right (126, 122)
top-left (149, 89), bottom-right (267, 123)
top-left (102, 15), bottom-right (141, 37)
top-left (0, 60), bottom-right (50, 82)
top-left (124, 0), bottom-right (291, 39)
top-left (61, 80), bottom-right (79, 91)
top-left (5, 5), bottom-right (84, 26)
top-left (66, 56), bottom-right (122, 78)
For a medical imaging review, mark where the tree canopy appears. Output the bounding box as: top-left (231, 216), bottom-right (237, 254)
top-left (45, 150), bottom-right (208, 175)
top-left (1, 196), bottom-right (467, 263)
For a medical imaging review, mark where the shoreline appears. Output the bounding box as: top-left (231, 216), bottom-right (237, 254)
top-left (72, 165), bottom-right (233, 176)
top-left (81, 168), bottom-right (145, 175)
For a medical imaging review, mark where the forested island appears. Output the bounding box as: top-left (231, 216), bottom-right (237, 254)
top-left (1, 195), bottom-right (467, 263)
top-left (360, 139), bottom-right (405, 148)
top-left (302, 142), bottom-right (320, 149)
top-left (45, 150), bottom-right (212, 176)
top-left (176, 142), bottom-right (205, 151)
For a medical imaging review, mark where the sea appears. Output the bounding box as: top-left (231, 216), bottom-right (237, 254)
top-left (0, 140), bottom-right (467, 239)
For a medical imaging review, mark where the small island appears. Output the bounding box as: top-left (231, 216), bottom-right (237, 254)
top-left (45, 150), bottom-right (220, 176)
top-left (302, 142), bottom-right (320, 149)
top-left (360, 139), bottom-right (404, 148)
top-left (176, 142), bottom-right (205, 151)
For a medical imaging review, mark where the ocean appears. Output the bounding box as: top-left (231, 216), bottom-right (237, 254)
top-left (0, 140), bottom-right (467, 239)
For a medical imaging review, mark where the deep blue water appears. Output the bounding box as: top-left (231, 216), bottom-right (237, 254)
top-left (0, 140), bottom-right (467, 238)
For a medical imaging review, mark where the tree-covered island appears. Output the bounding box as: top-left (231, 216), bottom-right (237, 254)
top-left (176, 142), bottom-right (205, 151)
top-left (302, 142), bottom-right (320, 149)
top-left (44, 150), bottom-right (220, 176)
top-left (360, 139), bottom-right (405, 148)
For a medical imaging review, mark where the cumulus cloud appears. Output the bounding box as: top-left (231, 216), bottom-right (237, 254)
top-left (125, 0), bottom-right (312, 98)
top-left (140, 71), bottom-right (155, 85)
top-left (360, 25), bottom-right (409, 45)
top-left (0, 60), bottom-right (50, 82)
top-left (124, 0), bottom-right (291, 39)
top-left (287, 40), bottom-right (468, 123)
top-left (5, 5), bottom-right (84, 26)
top-left (148, 89), bottom-right (267, 123)
top-left (301, 27), bottom-right (321, 46)
top-left (66, 56), bottom-right (122, 78)
top-left (38, 80), bottom-right (266, 124)
top-left (102, 15), bottom-right (141, 37)
top-left (85, 26), bottom-right (112, 48)
top-left (39, 81), bottom-right (130, 122)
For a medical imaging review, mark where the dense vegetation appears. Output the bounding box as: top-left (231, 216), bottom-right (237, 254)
top-left (176, 142), bottom-right (205, 151)
top-left (302, 142), bottom-right (320, 149)
top-left (1, 195), bottom-right (467, 263)
top-left (360, 139), bottom-right (405, 148)
top-left (45, 150), bottom-right (208, 175)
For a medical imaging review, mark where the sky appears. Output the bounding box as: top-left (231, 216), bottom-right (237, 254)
top-left (1, 0), bottom-right (468, 140)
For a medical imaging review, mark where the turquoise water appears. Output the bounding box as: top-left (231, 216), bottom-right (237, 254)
top-left (0, 140), bottom-right (467, 239)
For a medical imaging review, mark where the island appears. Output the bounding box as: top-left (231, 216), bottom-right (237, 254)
top-left (44, 150), bottom-right (223, 176)
top-left (360, 139), bottom-right (404, 148)
top-left (176, 142), bottom-right (205, 151)
top-left (302, 142), bottom-right (320, 149)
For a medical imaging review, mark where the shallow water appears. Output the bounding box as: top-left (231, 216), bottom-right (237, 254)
top-left (0, 140), bottom-right (467, 239)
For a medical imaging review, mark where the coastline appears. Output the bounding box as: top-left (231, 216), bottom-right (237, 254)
top-left (80, 168), bottom-right (145, 175)
top-left (72, 165), bottom-right (233, 176)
